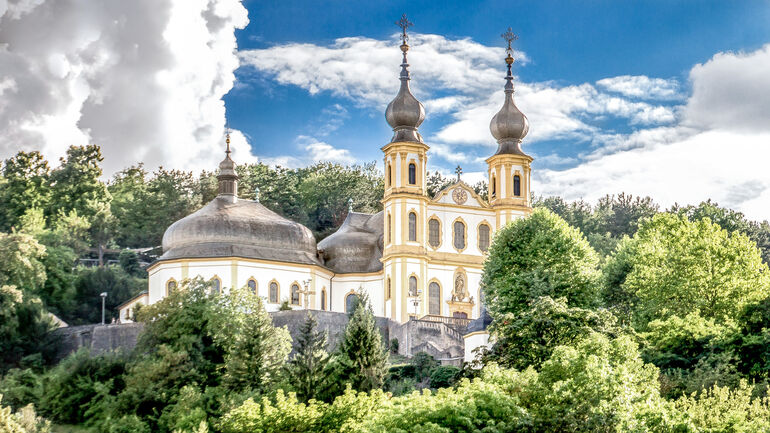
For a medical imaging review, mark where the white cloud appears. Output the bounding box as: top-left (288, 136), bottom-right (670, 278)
top-left (0, 0), bottom-right (249, 175)
top-left (596, 75), bottom-right (682, 100)
top-left (296, 135), bottom-right (355, 165)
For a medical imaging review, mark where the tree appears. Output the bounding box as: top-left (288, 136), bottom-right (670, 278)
top-left (48, 145), bottom-right (111, 221)
top-left (490, 296), bottom-right (619, 370)
top-left (286, 313), bottom-right (331, 402)
top-left (0, 232), bottom-right (46, 294)
top-left (0, 151), bottom-right (51, 232)
top-left (593, 193), bottom-right (659, 239)
top-left (118, 250), bottom-right (145, 278)
top-left (604, 213), bottom-right (770, 327)
top-left (0, 285), bottom-right (55, 372)
top-left (331, 292), bottom-right (387, 394)
top-left (69, 265), bottom-right (146, 325)
top-left (482, 208), bottom-right (602, 320)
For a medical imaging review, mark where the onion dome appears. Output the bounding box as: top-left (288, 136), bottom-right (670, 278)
top-left (318, 211), bottom-right (384, 273)
top-left (158, 135), bottom-right (321, 266)
top-left (385, 14), bottom-right (425, 143)
top-left (489, 29), bottom-right (530, 156)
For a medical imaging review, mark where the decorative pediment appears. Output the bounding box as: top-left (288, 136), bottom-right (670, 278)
top-left (432, 181), bottom-right (489, 208)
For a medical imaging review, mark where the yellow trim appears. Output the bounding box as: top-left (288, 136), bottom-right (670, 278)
top-left (431, 182), bottom-right (490, 208)
top-left (407, 159), bottom-right (417, 185)
top-left (290, 281), bottom-right (301, 306)
top-left (427, 216), bottom-right (442, 250)
top-left (181, 262), bottom-right (189, 279)
top-left (427, 278), bottom-right (442, 316)
top-left (165, 278), bottom-right (178, 296)
top-left (268, 279), bottom-right (280, 304)
top-left (210, 275), bottom-right (222, 294)
top-left (463, 330), bottom-right (490, 339)
top-left (451, 216), bottom-right (469, 253)
top-left (230, 260), bottom-right (238, 291)
top-left (407, 273), bottom-right (419, 297)
top-left (477, 221), bottom-right (492, 253)
top-left (147, 256), bottom-right (334, 276)
top-left (246, 277), bottom-right (258, 294)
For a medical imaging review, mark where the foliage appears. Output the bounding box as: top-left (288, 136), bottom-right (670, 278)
top-left (0, 231), bottom-right (47, 293)
top-left (286, 313), bottom-right (331, 402)
top-left (428, 366), bottom-right (461, 389)
top-left (0, 151), bottom-right (51, 232)
top-left (329, 292), bottom-right (387, 396)
top-left (48, 145), bottom-right (111, 221)
top-left (674, 380), bottom-right (770, 432)
top-left (483, 208), bottom-right (602, 320)
top-left (0, 394), bottom-right (50, 433)
top-left (729, 297), bottom-right (770, 381)
top-left (604, 213), bottom-right (770, 328)
top-left (68, 265), bottom-right (146, 325)
top-left (489, 296), bottom-right (619, 370)
top-left (118, 250), bottom-right (145, 278)
top-left (0, 285), bottom-right (55, 372)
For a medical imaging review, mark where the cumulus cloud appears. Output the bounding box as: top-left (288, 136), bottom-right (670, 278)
top-left (0, 0), bottom-right (249, 174)
top-left (596, 75), bottom-right (682, 100)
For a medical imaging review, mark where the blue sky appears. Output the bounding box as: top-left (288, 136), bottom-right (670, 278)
top-left (227, 1), bottom-right (770, 176)
top-left (1, 0), bottom-right (769, 219)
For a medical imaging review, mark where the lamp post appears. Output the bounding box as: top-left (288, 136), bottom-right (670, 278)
top-left (100, 292), bottom-right (107, 325)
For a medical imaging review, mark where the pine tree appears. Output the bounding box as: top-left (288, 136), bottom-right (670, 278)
top-left (333, 292), bottom-right (387, 393)
top-left (286, 312), bottom-right (330, 402)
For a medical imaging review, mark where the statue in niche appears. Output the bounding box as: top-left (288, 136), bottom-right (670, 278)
top-left (453, 273), bottom-right (467, 301)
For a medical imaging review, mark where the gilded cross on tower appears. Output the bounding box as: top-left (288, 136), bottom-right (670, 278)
top-left (501, 27), bottom-right (518, 56)
top-left (396, 13), bottom-right (413, 45)
top-left (455, 165), bottom-right (462, 181)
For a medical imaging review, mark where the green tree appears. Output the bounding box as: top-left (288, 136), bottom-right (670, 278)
top-left (118, 250), bottom-right (145, 278)
top-left (286, 313), bottom-right (331, 402)
top-left (593, 193), bottom-right (659, 239)
top-left (0, 232), bottom-right (46, 293)
top-left (490, 296), bottom-right (619, 370)
top-left (0, 286), bottom-right (55, 372)
top-left (0, 151), bottom-right (51, 232)
top-left (483, 208), bottom-right (602, 320)
top-left (331, 293), bottom-right (387, 394)
top-left (604, 213), bottom-right (770, 327)
top-left (69, 266), bottom-right (146, 325)
top-left (48, 145), bottom-right (111, 221)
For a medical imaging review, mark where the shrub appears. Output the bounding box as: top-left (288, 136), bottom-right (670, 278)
top-left (429, 366), bottom-right (461, 389)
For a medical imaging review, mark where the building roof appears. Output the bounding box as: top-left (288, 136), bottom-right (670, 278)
top-left (117, 290), bottom-right (149, 310)
top-left (318, 211), bottom-right (384, 274)
top-left (159, 196), bottom-right (322, 266)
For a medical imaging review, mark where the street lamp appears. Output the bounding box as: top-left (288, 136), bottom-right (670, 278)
top-left (100, 292), bottom-right (107, 325)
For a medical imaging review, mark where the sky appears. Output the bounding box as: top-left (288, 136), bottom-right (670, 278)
top-left (1, 0), bottom-right (769, 220)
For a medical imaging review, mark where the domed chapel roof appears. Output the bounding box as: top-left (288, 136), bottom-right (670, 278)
top-left (159, 134), bottom-right (321, 266)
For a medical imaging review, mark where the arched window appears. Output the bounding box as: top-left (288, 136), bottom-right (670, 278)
top-left (408, 163), bottom-right (416, 185)
top-left (428, 282), bottom-right (440, 315)
top-left (428, 218), bottom-right (440, 247)
top-left (478, 224), bottom-right (490, 252)
top-left (210, 277), bottom-right (221, 294)
top-left (491, 175), bottom-right (496, 197)
top-left (291, 283), bottom-right (300, 305)
top-left (345, 293), bottom-right (359, 313)
top-left (269, 281), bottom-right (279, 303)
top-left (321, 288), bottom-right (327, 311)
top-left (386, 163), bottom-right (391, 187)
top-left (408, 276), bottom-right (418, 297)
top-left (408, 212), bottom-right (417, 241)
top-left (453, 220), bottom-right (466, 250)
top-left (513, 175), bottom-right (521, 196)
top-left (247, 278), bottom-right (257, 294)
top-left (166, 279), bottom-right (177, 296)
top-left (386, 277), bottom-right (392, 300)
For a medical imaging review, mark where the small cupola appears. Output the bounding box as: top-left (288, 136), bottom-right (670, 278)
top-left (385, 14), bottom-right (426, 144)
top-left (489, 28), bottom-right (530, 156)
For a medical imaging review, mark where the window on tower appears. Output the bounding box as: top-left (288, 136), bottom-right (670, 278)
top-left (408, 276), bottom-right (418, 297)
top-left (386, 163), bottom-right (391, 187)
top-left (453, 220), bottom-right (466, 250)
top-left (478, 224), bottom-right (490, 252)
top-left (491, 175), bottom-right (496, 197)
top-left (386, 277), bottom-right (392, 300)
top-left (408, 163), bottom-right (416, 185)
top-left (408, 212), bottom-right (417, 241)
top-left (428, 218), bottom-right (440, 247)
top-left (387, 213), bottom-right (392, 244)
top-left (513, 175), bottom-right (521, 196)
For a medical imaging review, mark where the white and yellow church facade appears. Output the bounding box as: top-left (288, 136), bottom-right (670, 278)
top-left (129, 25), bottom-right (533, 332)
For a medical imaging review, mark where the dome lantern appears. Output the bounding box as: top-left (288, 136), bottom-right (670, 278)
top-left (489, 28), bottom-right (530, 156)
top-left (217, 131), bottom-right (238, 202)
top-left (384, 14), bottom-right (426, 143)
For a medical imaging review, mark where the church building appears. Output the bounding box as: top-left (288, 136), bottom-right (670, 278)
top-left (138, 23), bottom-right (532, 331)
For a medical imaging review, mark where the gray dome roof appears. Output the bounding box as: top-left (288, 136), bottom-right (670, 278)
top-left (489, 56), bottom-right (530, 156)
top-left (160, 196), bottom-right (321, 266)
top-left (318, 211), bottom-right (383, 274)
top-left (385, 44), bottom-right (425, 143)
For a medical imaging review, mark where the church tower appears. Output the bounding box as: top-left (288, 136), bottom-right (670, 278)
top-left (382, 15), bottom-right (430, 322)
top-left (486, 29), bottom-right (533, 227)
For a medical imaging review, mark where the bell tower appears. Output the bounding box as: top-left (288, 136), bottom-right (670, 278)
top-left (382, 14), bottom-right (430, 322)
top-left (486, 28), bottom-right (533, 227)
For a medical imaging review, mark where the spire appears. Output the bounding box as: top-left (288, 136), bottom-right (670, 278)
top-left (385, 14), bottom-right (426, 143)
top-left (489, 28), bottom-right (530, 156)
top-left (217, 129), bottom-right (238, 201)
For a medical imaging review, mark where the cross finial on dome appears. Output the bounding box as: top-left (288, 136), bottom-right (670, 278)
top-left (501, 27), bottom-right (518, 81)
top-left (396, 13), bottom-right (412, 46)
top-left (455, 165), bottom-right (462, 181)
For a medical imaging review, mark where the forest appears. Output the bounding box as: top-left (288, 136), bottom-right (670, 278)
top-left (2, 144), bottom-right (770, 432)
